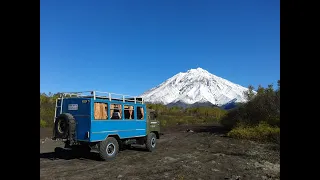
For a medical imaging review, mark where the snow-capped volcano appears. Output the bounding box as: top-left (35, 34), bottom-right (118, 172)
top-left (140, 67), bottom-right (252, 106)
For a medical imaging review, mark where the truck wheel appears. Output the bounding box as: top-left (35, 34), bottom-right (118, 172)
top-left (54, 113), bottom-right (75, 139)
top-left (99, 137), bottom-right (119, 161)
top-left (146, 132), bottom-right (157, 152)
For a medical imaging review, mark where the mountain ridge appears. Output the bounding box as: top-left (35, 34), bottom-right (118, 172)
top-left (140, 67), bottom-right (254, 107)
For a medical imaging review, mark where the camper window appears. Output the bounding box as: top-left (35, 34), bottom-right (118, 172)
top-left (124, 105), bottom-right (134, 119)
top-left (94, 102), bottom-right (108, 120)
top-left (110, 104), bottom-right (122, 119)
top-left (137, 106), bottom-right (144, 120)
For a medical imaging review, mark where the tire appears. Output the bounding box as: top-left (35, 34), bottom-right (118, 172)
top-left (146, 132), bottom-right (157, 152)
top-left (54, 113), bottom-right (75, 139)
top-left (99, 137), bottom-right (119, 161)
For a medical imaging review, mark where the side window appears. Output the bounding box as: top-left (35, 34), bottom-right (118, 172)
top-left (94, 102), bottom-right (108, 120)
top-left (124, 105), bottom-right (134, 119)
top-left (110, 104), bottom-right (122, 119)
top-left (137, 106), bottom-right (144, 120)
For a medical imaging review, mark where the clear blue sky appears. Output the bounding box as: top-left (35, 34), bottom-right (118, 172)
top-left (40, 0), bottom-right (279, 96)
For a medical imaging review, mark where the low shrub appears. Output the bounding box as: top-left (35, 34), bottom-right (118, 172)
top-left (227, 121), bottom-right (280, 143)
top-left (40, 119), bottom-right (47, 128)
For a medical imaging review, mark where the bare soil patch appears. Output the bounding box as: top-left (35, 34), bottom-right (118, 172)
top-left (40, 124), bottom-right (280, 180)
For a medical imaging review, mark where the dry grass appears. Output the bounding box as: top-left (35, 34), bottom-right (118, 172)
top-left (227, 122), bottom-right (280, 143)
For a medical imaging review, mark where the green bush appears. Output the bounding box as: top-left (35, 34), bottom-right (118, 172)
top-left (220, 81), bottom-right (280, 129)
top-left (40, 92), bottom-right (58, 127)
top-left (221, 80), bottom-right (280, 143)
top-left (220, 107), bottom-right (242, 129)
top-left (40, 119), bottom-right (47, 128)
top-left (157, 114), bottom-right (223, 127)
top-left (227, 121), bottom-right (280, 143)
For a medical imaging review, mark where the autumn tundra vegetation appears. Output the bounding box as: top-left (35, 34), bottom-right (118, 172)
top-left (40, 80), bottom-right (279, 143)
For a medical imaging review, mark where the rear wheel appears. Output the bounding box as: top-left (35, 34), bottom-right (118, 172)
top-left (99, 137), bottom-right (119, 161)
top-left (146, 132), bottom-right (157, 152)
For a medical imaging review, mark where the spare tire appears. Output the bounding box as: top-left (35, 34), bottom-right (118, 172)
top-left (54, 113), bottom-right (75, 139)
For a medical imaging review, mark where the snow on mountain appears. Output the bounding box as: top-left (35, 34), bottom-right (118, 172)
top-left (140, 67), bottom-right (254, 106)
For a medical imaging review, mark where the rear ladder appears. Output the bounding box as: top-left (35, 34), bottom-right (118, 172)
top-left (54, 97), bottom-right (63, 123)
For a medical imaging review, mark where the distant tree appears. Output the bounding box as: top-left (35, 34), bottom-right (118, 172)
top-left (257, 85), bottom-right (265, 95)
top-left (221, 80), bottom-right (280, 128)
top-left (244, 85), bottom-right (255, 101)
top-left (276, 80), bottom-right (280, 97)
top-left (265, 84), bottom-right (274, 95)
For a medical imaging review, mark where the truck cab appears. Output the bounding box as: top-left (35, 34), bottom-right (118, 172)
top-left (52, 91), bottom-right (160, 161)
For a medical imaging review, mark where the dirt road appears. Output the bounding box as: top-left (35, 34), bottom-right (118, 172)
top-left (40, 125), bottom-right (280, 180)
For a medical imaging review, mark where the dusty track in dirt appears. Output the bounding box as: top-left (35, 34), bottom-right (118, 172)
top-left (40, 124), bottom-right (280, 180)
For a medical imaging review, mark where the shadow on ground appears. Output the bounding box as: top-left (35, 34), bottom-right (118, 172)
top-left (40, 145), bottom-right (149, 161)
top-left (40, 148), bottom-right (102, 161)
top-left (161, 123), bottom-right (230, 136)
top-left (191, 125), bottom-right (230, 135)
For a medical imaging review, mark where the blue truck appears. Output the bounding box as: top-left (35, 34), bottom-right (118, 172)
top-left (52, 91), bottom-right (160, 161)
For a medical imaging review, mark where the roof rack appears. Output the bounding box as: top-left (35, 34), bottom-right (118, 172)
top-left (58, 91), bottom-right (144, 104)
